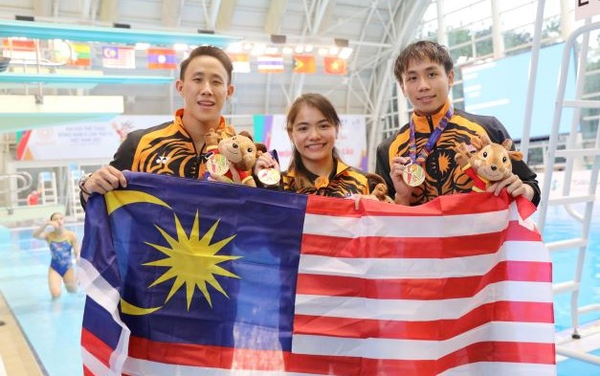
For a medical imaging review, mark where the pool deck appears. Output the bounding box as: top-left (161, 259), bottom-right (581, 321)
top-left (0, 291), bottom-right (44, 376)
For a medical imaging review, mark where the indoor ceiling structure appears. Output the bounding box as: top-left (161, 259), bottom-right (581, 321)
top-left (0, 0), bottom-right (429, 135)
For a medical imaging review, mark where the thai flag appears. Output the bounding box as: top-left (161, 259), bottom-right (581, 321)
top-left (257, 54), bottom-right (284, 73)
top-left (79, 172), bottom-right (555, 375)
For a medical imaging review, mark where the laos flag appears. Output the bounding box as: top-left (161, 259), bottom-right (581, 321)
top-left (79, 172), bottom-right (556, 375)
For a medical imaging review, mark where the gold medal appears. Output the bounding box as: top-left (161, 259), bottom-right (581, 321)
top-left (402, 163), bottom-right (425, 187)
top-left (206, 153), bottom-right (229, 176)
top-left (257, 168), bottom-right (281, 186)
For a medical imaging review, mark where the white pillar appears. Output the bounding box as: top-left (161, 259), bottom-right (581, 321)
top-left (491, 0), bottom-right (505, 59)
top-left (436, 0), bottom-right (447, 46)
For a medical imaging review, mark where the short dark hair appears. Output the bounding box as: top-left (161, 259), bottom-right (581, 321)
top-left (394, 40), bottom-right (454, 84)
top-left (179, 45), bottom-right (233, 84)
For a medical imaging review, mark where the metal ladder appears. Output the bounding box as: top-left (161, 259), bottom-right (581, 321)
top-left (536, 21), bottom-right (600, 365)
top-left (38, 171), bottom-right (58, 205)
top-left (68, 169), bottom-right (85, 221)
top-left (0, 171), bottom-right (32, 208)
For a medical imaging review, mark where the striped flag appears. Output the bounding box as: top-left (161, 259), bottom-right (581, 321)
top-left (69, 42), bottom-right (91, 67)
top-left (293, 54), bottom-right (316, 73)
top-left (2, 38), bottom-right (37, 61)
top-left (79, 172), bottom-right (555, 375)
top-left (323, 56), bottom-right (347, 75)
top-left (147, 48), bottom-right (177, 70)
top-left (228, 53), bottom-right (250, 73)
top-left (102, 46), bottom-right (136, 69)
top-left (257, 54), bottom-right (284, 73)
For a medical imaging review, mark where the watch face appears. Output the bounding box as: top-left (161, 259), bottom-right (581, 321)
top-left (78, 173), bottom-right (93, 193)
top-left (78, 173), bottom-right (89, 186)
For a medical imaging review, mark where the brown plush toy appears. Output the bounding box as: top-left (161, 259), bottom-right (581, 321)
top-left (454, 133), bottom-right (523, 192)
top-left (366, 173), bottom-right (395, 204)
top-left (204, 129), bottom-right (258, 187)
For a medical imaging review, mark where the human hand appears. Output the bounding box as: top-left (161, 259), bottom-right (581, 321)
top-left (84, 166), bottom-right (128, 196)
top-left (487, 173), bottom-right (534, 201)
top-left (389, 156), bottom-right (413, 205)
top-left (209, 161), bottom-right (241, 184)
top-left (253, 152), bottom-right (280, 175)
top-left (45, 221), bottom-right (57, 232)
top-left (353, 194), bottom-right (379, 210)
top-left (454, 142), bottom-right (472, 168)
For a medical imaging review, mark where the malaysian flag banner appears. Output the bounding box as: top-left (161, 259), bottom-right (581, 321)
top-left (257, 54), bottom-right (284, 73)
top-left (79, 172), bottom-right (555, 375)
top-left (102, 46), bottom-right (136, 69)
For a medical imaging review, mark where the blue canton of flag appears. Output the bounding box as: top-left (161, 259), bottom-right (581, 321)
top-left (102, 46), bottom-right (136, 69)
top-left (79, 172), bottom-right (306, 374)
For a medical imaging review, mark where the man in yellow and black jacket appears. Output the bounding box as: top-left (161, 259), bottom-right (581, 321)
top-left (376, 40), bottom-right (540, 207)
top-left (79, 45), bottom-right (236, 202)
top-left (109, 110), bottom-right (233, 178)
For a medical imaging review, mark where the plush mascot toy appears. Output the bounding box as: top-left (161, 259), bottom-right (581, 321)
top-left (366, 173), bottom-right (395, 203)
top-left (454, 133), bottom-right (523, 192)
top-left (204, 129), bottom-right (258, 187)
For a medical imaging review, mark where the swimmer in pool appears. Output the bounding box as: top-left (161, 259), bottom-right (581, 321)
top-left (32, 212), bottom-right (80, 299)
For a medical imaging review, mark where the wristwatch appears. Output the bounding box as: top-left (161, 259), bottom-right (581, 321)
top-left (78, 173), bottom-right (93, 195)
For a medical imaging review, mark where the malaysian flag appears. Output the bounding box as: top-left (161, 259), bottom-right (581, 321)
top-left (102, 46), bottom-right (136, 69)
top-left (79, 172), bottom-right (555, 375)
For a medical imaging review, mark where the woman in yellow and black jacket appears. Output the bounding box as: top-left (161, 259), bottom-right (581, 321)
top-left (254, 93), bottom-right (377, 199)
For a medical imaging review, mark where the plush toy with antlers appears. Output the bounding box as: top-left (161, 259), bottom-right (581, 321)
top-left (454, 133), bottom-right (523, 192)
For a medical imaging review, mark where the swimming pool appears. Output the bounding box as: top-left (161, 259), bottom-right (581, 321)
top-left (541, 203), bottom-right (600, 332)
top-left (0, 202), bottom-right (599, 375)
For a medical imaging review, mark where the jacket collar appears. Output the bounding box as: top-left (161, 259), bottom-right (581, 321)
top-left (174, 108), bottom-right (227, 135)
top-left (411, 100), bottom-right (452, 132)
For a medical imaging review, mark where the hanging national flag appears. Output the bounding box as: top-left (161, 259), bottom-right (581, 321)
top-left (69, 42), bottom-right (91, 67)
top-left (16, 130), bottom-right (33, 161)
top-left (102, 46), bottom-right (136, 69)
top-left (293, 54), bottom-right (316, 74)
top-left (79, 172), bottom-right (555, 375)
top-left (257, 54), bottom-right (284, 73)
top-left (228, 53), bottom-right (250, 73)
top-left (323, 56), bottom-right (347, 75)
top-left (2, 38), bottom-right (37, 61)
top-left (147, 48), bottom-right (177, 70)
